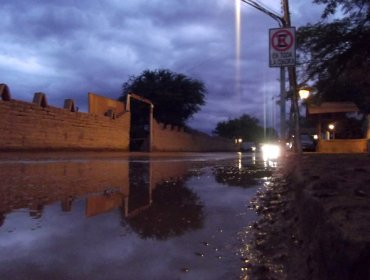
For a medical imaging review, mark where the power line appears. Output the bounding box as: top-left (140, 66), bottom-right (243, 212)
top-left (241, 0), bottom-right (285, 27)
top-left (253, 0), bottom-right (282, 18)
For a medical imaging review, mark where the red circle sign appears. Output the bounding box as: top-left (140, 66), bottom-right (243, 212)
top-left (271, 30), bottom-right (294, 52)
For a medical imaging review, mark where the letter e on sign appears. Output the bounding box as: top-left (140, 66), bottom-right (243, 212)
top-left (269, 27), bottom-right (296, 67)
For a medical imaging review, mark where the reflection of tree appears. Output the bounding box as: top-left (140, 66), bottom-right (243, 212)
top-left (213, 165), bottom-right (273, 188)
top-left (29, 204), bottom-right (44, 219)
top-left (0, 212), bottom-right (4, 227)
top-left (125, 180), bottom-right (204, 240)
top-left (128, 161), bottom-right (150, 213)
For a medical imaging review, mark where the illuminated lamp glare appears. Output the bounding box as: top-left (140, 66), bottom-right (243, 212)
top-left (298, 89), bottom-right (310, 99)
top-left (261, 144), bottom-right (281, 161)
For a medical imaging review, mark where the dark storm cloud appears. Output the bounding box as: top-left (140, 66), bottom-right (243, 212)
top-left (0, 0), bottom-right (323, 133)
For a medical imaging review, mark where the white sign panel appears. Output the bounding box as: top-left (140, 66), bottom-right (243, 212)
top-left (269, 27), bottom-right (296, 67)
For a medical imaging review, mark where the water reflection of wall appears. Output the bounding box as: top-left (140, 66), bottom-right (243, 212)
top-left (0, 159), bottom-right (194, 228)
top-left (0, 161), bottom-right (129, 218)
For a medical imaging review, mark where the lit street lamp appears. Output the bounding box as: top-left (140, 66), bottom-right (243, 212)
top-left (298, 85), bottom-right (317, 100)
top-left (298, 89), bottom-right (310, 100)
top-left (235, 138), bottom-right (243, 151)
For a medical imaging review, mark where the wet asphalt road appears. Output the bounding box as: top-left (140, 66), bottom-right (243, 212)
top-left (0, 152), bottom-right (277, 280)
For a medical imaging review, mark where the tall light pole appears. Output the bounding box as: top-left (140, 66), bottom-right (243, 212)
top-left (240, 0), bottom-right (301, 152)
top-left (241, 1), bottom-right (287, 142)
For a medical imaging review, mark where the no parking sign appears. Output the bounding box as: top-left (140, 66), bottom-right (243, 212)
top-left (269, 27), bottom-right (296, 67)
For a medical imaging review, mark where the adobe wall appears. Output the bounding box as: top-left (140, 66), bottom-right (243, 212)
top-left (315, 114), bottom-right (370, 153)
top-left (0, 83), bottom-right (236, 152)
top-left (317, 139), bottom-right (368, 153)
top-left (88, 92), bottom-right (125, 115)
top-left (152, 120), bottom-right (236, 152)
top-left (0, 98), bottom-right (130, 151)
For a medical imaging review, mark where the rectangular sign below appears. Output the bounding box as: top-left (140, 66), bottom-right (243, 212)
top-left (269, 27), bottom-right (296, 67)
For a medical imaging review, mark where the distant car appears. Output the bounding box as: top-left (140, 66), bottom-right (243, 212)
top-left (300, 134), bottom-right (316, 151)
top-left (241, 142), bottom-right (257, 152)
top-left (286, 134), bottom-right (316, 151)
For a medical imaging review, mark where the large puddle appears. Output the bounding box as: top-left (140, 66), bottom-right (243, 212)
top-left (0, 152), bottom-right (277, 279)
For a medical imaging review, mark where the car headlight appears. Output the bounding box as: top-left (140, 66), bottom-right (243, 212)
top-left (261, 144), bottom-right (281, 160)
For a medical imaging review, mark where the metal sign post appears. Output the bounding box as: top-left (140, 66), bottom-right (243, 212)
top-left (269, 27), bottom-right (296, 141)
top-left (268, 26), bottom-right (301, 152)
top-left (269, 27), bottom-right (296, 67)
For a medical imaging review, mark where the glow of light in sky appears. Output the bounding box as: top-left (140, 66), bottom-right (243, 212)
top-left (235, 0), bottom-right (241, 110)
top-left (0, 54), bottom-right (53, 75)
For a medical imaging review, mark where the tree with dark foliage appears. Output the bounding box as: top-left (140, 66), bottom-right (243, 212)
top-left (297, 0), bottom-right (370, 112)
top-left (212, 114), bottom-right (277, 143)
top-left (120, 69), bottom-right (206, 126)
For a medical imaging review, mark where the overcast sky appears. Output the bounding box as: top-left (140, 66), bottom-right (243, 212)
top-left (0, 0), bottom-right (324, 134)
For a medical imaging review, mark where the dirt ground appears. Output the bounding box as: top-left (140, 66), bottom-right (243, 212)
top-left (242, 153), bottom-right (370, 280)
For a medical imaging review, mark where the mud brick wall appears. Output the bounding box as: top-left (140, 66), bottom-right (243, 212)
top-left (317, 139), bottom-right (368, 153)
top-left (0, 99), bottom-right (130, 150)
top-left (152, 120), bottom-right (236, 152)
top-left (88, 92), bottom-right (125, 115)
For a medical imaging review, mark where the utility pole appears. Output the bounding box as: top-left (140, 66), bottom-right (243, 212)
top-left (281, 0), bottom-right (302, 153)
top-left (280, 67), bottom-right (286, 141)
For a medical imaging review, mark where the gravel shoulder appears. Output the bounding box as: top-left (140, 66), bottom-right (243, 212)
top-left (242, 153), bottom-right (370, 280)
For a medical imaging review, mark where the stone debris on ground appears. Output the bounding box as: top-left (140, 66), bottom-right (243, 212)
top-left (240, 154), bottom-right (370, 280)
